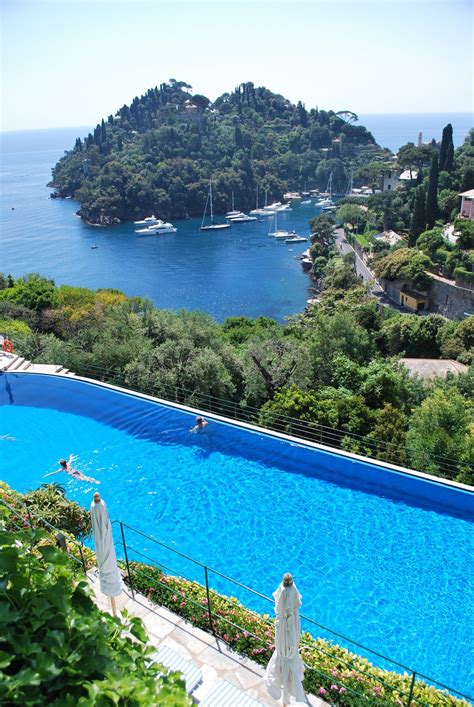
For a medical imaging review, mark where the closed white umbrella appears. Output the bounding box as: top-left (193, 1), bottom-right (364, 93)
top-left (264, 573), bottom-right (305, 706)
top-left (90, 492), bottom-right (122, 614)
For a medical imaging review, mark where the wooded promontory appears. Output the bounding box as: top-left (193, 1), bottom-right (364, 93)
top-left (50, 80), bottom-right (384, 225)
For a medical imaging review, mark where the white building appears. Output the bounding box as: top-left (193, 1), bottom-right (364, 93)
top-left (381, 169), bottom-right (418, 192)
top-left (459, 189), bottom-right (474, 221)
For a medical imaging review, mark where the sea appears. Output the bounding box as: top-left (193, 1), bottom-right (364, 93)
top-left (1, 113), bottom-right (472, 322)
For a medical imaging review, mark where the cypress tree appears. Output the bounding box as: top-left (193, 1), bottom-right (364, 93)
top-left (101, 119), bottom-right (107, 144)
top-left (426, 154), bottom-right (439, 229)
top-left (444, 141), bottom-right (454, 172)
top-left (409, 185), bottom-right (426, 246)
top-left (439, 123), bottom-right (453, 171)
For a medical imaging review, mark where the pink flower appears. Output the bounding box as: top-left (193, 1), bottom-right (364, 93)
top-left (202, 598), bottom-right (208, 605)
top-left (330, 684), bottom-right (339, 692)
top-left (223, 634), bottom-right (229, 642)
top-left (339, 687), bottom-right (347, 694)
top-left (172, 594), bottom-right (177, 602)
top-left (319, 688), bottom-right (327, 696)
top-left (373, 686), bottom-right (382, 696)
top-left (180, 601), bottom-right (186, 608)
top-left (331, 668), bottom-right (339, 676)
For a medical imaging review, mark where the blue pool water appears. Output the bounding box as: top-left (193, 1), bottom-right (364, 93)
top-left (1, 373), bottom-right (473, 696)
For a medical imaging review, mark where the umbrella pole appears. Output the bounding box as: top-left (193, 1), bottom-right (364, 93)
top-left (110, 596), bottom-right (117, 617)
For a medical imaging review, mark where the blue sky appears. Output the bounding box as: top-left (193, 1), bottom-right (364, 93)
top-left (1, 0), bottom-right (473, 131)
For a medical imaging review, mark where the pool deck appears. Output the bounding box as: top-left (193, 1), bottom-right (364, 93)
top-left (87, 570), bottom-right (327, 707)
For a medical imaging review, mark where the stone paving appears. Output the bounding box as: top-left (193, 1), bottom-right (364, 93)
top-left (87, 570), bottom-right (327, 707)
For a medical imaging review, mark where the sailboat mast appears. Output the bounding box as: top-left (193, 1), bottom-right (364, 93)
top-left (256, 185), bottom-right (259, 210)
top-left (210, 180), bottom-right (214, 224)
top-left (328, 172), bottom-right (333, 198)
top-left (346, 169), bottom-right (353, 196)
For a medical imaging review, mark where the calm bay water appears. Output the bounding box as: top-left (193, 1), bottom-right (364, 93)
top-left (1, 113), bottom-right (472, 321)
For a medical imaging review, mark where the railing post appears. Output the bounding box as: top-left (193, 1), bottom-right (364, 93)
top-left (204, 566), bottom-right (216, 636)
top-left (406, 671), bottom-right (416, 706)
top-left (120, 522), bottom-right (135, 599)
top-left (78, 542), bottom-right (87, 574)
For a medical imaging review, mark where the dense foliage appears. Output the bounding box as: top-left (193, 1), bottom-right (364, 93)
top-left (1, 274), bottom-right (472, 483)
top-left (0, 526), bottom-right (189, 705)
top-left (49, 79), bottom-right (383, 224)
top-left (126, 561), bottom-right (469, 706)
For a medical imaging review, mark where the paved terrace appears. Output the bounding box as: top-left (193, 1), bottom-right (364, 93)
top-left (87, 571), bottom-right (327, 707)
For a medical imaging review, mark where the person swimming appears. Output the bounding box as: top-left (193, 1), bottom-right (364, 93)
top-left (189, 416), bottom-right (209, 433)
top-left (44, 454), bottom-right (100, 484)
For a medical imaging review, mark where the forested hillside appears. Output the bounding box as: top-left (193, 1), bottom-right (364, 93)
top-left (50, 80), bottom-right (383, 225)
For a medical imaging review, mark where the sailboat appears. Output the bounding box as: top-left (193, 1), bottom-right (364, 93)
top-left (200, 180), bottom-right (231, 231)
top-left (226, 191), bottom-right (241, 219)
top-left (268, 210), bottom-right (293, 239)
top-left (316, 172), bottom-right (335, 209)
top-left (250, 186), bottom-right (274, 216)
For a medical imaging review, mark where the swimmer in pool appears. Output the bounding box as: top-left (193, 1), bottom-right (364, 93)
top-left (189, 416), bottom-right (209, 433)
top-left (44, 454), bottom-right (100, 484)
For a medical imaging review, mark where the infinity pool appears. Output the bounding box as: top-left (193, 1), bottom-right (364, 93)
top-left (1, 372), bottom-right (473, 695)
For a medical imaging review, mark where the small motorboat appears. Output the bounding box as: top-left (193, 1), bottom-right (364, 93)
top-left (285, 235), bottom-right (307, 244)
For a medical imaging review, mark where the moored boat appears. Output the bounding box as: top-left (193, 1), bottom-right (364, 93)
top-left (135, 220), bottom-right (177, 234)
top-left (285, 234), bottom-right (307, 243)
top-left (201, 180), bottom-right (231, 231)
top-left (134, 214), bottom-right (160, 226)
top-left (268, 211), bottom-right (292, 239)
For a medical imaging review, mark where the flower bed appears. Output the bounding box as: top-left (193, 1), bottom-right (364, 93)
top-left (127, 561), bottom-right (469, 707)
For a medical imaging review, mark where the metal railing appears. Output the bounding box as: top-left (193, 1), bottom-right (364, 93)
top-left (1, 495), bottom-right (471, 704)
top-left (114, 520), bottom-right (473, 707)
top-left (70, 361), bottom-right (470, 482)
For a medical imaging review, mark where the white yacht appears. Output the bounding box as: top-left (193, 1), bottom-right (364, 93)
top-left (135, 220), bottom-right (177, 235)
top-left (275, 203), bottom-right (292, 212)
top-left (285, 234), bottom-right (307, 243)
top-left (250, 208), bottom-right (274, 216)
top-left (134, 214), bottom-right (160, 226)
top-left (228, 213), bottom-right (258, 223)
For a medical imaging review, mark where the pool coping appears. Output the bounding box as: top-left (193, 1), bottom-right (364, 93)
top-left (8, 369), bottom-right (473, 495)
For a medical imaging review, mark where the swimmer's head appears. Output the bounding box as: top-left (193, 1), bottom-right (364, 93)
top-left (196, 416), bottom-right (204, 424)
top-left (282, 572), bottom-right (294, 587)
top-left (93, 492), bottom-right (101, 503)
top-left (59, 459), bottom-right (67, 468)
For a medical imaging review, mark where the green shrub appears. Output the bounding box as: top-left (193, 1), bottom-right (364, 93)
top-left (23, 483), bottom-right (92, 538)
top-left (0, 531), bottom-right (190, 705)
top-left (0, 318), bottom-right (31, 337)
top-left (126, 562), bottom-right (469, 706)
top-left (454, 267), bottom-right (474, 286)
